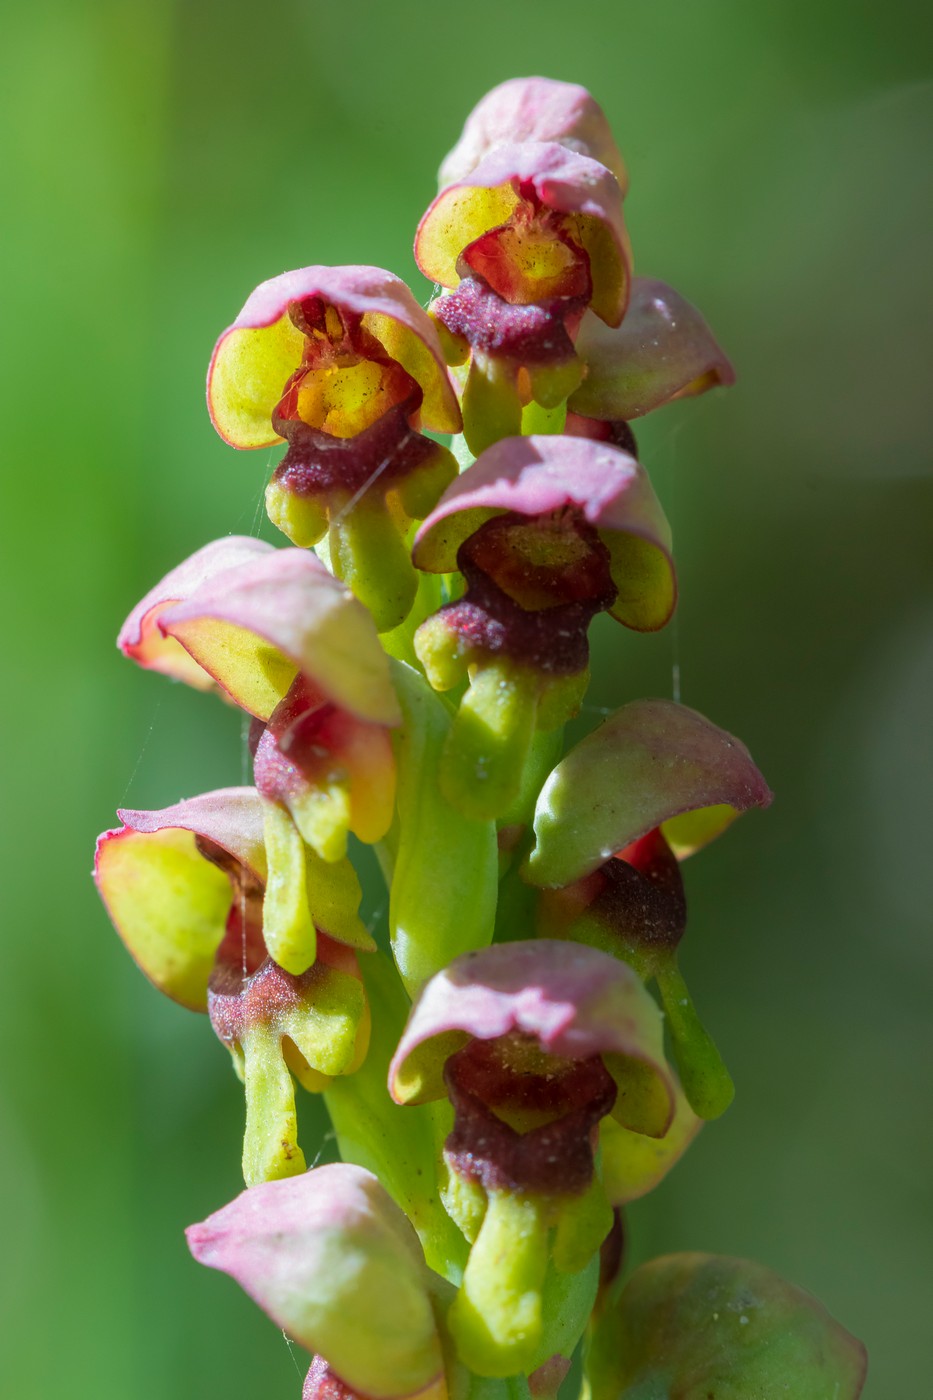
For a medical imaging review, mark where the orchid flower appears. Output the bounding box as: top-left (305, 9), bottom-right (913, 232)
top-left (188, 1165), bottom-right (448, 1399)
top-left (525, 698), bottom-right (772, 1117)
top-left (208, 266), bottom-right (462, 629)
top-left (95, 790), bottom-right (370, 1184)
top-left (585, 1253), bottom-right (867, 1399)
top-left (418, 143), bottom-right (630, 453)
top-left (389, 940), bottom-right (676, 1376)
top-left (411, 435), bottom-right (674, 819)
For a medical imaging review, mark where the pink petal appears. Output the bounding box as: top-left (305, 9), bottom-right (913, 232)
top-left (569, 278), bottom-right (736, 421)
top-left (414, 434), bottom-right (666, 561)
top-left (526, 699), bottom-right (773, 887)
top-left (187, 1165), bottom-right (444, 1400)
top-left (118, 536), bottom-right (275, 686)
top-left (160, 547), bottom-right (401, 726)
top-left (439, 77), bottom-right (627, 191)
top-left (117, 787), bottom-right (268, 882)
top-left (390, 939), bottom-right (670, 1107)
top-left (413, 437), bottom-right (675, 629)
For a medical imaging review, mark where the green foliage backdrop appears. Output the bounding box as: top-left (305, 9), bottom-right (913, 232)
top-left (1, 3), bottom-right (930, 1396)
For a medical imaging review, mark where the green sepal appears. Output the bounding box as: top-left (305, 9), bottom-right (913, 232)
top-left (552, 1177), bottom-right (614, 1274)
top-left (389, 660), bottom-right (498, 994)
top-left (235, 963), bottom-right (366, 1187)
top-left (304, 844), bottom-right (374, 952)
top-left (520, 398), bottom-right (568, 436)
top-left (265, 477), bottom-right (328, 547)
top-left (526, 355), bottom-right (584, 411)
top-left (462, 353), bottom-right (523, 456)
top-left (287, 775), bottom-right (353, 864)
top-left (329, 494), bottom-right (419, 633)
top-left (445, 1188), bottom-right (601, 1379)
top-left (262, 800), bottom-right (316, 973)
top-left (395, 441), bottom-right (458, 520)
top-left (496, 725), bottom-right (565, 835)
top-left (536, 1249), bottom-right (600, 1374)
top-left (415, 610), bottom-right (471, 692)
top-left (439, 1158), bottom-right (489, 1244)
top-left (238, 1021), bottom-right (307, 1186)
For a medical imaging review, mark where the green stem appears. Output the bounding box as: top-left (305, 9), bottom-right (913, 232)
top-left (389, 660), bottom-right (498, 993)
top-left (324, 952), bottom-right (469, 1281)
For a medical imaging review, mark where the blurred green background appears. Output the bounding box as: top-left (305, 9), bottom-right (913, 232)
top-left (2, 2), bottom-right (930, 1396)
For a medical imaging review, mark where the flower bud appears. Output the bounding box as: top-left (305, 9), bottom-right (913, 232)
top-left (585, 1253), bottom-right (867, 1399)
top-left (187, 1165), bottom-right (447, 1400)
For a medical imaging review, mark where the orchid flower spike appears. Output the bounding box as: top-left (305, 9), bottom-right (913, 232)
top-left (418, 143), bottom-right (631, 454)
top-left (95, 790), bottom-right (371, 1185)
top-left (412, 436), bottom-right (674, 820)
top-left (120, 537), bottom-right (398, 969)
top-left (188, 1165), bottom-right (449, 1400)
top-left (389, 940), bottom-right (676, 1378)
top-left (439, 77), bottom-right (627, 192)
top-left (208, 266), bottom-right (462, 629)
top-left (525, 698), bottom-right (772, 1118)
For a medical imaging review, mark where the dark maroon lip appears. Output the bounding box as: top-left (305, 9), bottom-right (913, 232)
top-left (433, 274), bottom-right (586, 365)
top-left (442, 1035), bottom-right (617, 1196)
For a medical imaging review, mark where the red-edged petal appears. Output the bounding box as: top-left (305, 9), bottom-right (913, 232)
top-left (118, 536), bottom-right (275, 688)
top-left (94, 788), bottom-right (265, 1011)
top-left (159, 547), bottom-right (401, 726)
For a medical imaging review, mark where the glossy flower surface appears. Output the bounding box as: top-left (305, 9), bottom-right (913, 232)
top-left (412, 438), bottom-right (674, 819)
top-left (414, 434), bottom-right (675, 633)
top-left (526, 697), bottom-right (772, 888)
top-left (526, 699), bottom-right (771, 1118)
